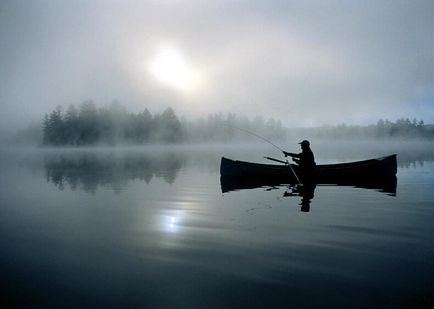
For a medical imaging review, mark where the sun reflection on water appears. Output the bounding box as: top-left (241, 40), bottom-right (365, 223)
top-left (169, 217), bottom-right (176, 229)
top-left (160, 213), bottom-right (182, 234)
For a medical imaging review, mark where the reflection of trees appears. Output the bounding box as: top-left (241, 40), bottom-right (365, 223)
top-left (397, 152), bottom-right (434, 168)
top-left (44, 152), bottom-right (184, 194)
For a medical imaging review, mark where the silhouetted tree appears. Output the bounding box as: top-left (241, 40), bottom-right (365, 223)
top-left (77, 101), bottom-right (99, 145)
top-left (128, 109), bottom-right (153, 143)
top-left (42, 106), bottom-right (64, 145)
top-left (64, 104), bottom-right (79, 145)
top-left (153, 107), bottom-right (184, 143)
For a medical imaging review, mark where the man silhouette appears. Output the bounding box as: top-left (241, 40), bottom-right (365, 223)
top-left (283, 140), bottom-right (316, 169)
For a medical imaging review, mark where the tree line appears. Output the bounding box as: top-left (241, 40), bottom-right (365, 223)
top-left (295, 118), bottom-right (433, 140)
top-left (41, 101), bottom-right (287, 146)
top-left (40, 101), bottom-right (433, 146)
top-left (42, 101), bottom-right (184, 145)
top-left (182, 113), bottom-right (286, 143)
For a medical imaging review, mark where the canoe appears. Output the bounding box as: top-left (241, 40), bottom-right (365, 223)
top-left (220, 154), bottom-right (397, 188)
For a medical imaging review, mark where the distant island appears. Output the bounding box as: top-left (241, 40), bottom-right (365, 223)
top-left (10, 101), bottom-right (434, 146)
top-left (42, 101), bottom-right (184, 145)
top-left (39, 101), bottom-right (287, 146)
top-left (290, 118), bottom-right (434, 141)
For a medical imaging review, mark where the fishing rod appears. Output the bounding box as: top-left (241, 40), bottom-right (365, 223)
top-left (226, 124), bottom-right (302, 185)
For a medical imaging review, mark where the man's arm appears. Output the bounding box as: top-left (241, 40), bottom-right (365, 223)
top-left (283, 151), bottom-right (300, 158)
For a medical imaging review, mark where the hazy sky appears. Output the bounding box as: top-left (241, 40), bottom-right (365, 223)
top-left (1, 0), bottom-right (434, 130)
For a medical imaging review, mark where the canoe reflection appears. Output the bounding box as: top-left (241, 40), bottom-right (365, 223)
top-left (221, 176), bottom-right (396, 194)
top-left (221, 176), bottom-right (397, 212)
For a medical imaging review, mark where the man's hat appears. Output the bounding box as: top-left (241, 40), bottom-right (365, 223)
top-left (299, 140), bottom-right (310, 146)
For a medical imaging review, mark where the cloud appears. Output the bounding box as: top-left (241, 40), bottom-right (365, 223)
top-left (1, 0), bottom-right (433, 130)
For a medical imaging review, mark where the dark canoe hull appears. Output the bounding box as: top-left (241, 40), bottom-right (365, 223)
top-left (220, 154), bottom-right (397, 192)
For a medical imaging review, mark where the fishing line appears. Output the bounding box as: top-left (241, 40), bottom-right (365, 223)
top-left (224, 123), bottom-right (303, 184)
top-left (223, 124), bottom-right (285, 153)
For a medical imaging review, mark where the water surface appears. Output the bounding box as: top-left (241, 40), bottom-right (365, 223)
top-left (1, 142), bottom-right (433, 308)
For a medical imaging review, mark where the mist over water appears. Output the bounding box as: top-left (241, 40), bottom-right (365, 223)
top-left (1, 141), bottom-right (433, 307)
top-left (6, 102), bottom-right (434, 147)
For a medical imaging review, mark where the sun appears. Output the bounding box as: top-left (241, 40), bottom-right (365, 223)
top-left (149, 46), bottom-right (199, 92)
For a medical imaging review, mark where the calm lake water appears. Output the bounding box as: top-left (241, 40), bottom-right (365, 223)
top-left (1, 142), bottom-right (433, 308)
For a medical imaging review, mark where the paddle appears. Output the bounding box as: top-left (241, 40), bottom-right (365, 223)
top-left (264, 156), bottom-right (302, 185)
top-left (264, 156), bottom-right (287, 164)
top-left (223, 124), bottom-right (303, 185)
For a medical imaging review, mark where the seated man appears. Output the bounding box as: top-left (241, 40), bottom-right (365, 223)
top-left (283, 140), bottom-right (316, 169)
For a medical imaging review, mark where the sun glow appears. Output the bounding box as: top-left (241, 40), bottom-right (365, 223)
top-left (149, 46), bottom-right (199, 92)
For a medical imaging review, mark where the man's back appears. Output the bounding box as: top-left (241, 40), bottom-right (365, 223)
top-left (300, 147), bottom-right (315, 169)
